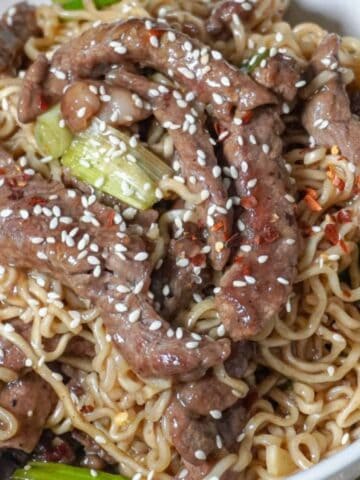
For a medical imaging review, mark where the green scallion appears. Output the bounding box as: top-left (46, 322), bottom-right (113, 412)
top-left (241, 48), bottom-right (271, 74)
top-left (61, 121), bottom-right (173, 210)
top-left (53, 0), bottom-right (120, 10)
top-left (35, 104), bottom-right (73, 159)
top-left (12, 462), bottom-right (128, 480)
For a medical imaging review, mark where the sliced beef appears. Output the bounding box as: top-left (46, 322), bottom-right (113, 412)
top-left (252, 53), bottom-right (302, 103)
top-left (0, 155), bottom-right (229, 379)
top-left (152, 224), bottom-right (212, 319)
top-left (0, 2), bottom-right (40, 75)
top-left (72, 430), bottom-right (116, 468)
top-left (302, 34), bottom-right (360, 166)
top-left (224, 341), bottom-right (255, 379)
top-left (206, 0), bottom-right (253, 37)
top-left (18, 18), bottom-right (276, 123)
top-left (107, 68), bottom-right (232, 270)
top-left (215, 107), bottom-right (298, 340)
top-left (0, 372), bottom-right (56, 452)
top-left (165, 377), bottom-right (247, 465)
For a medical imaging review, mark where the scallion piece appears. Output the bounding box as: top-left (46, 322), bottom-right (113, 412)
top-left (35, 104), bottom-right (73, 159)
top-left (61, 122), bottom-right (173, 210)
top-left (12, 462), bottom-right (128, 480)
top-left (53, 0), bottom-right (121, 10)
top-left (241, 48), bottom-right (270, 73)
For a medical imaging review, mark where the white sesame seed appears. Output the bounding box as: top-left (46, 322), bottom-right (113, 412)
top-left (286, 238), bottom-right (296, 245)
top-left (258, 255), bottom-right (269, 264)
top-left (213, 93), bottom-right (224, 105)
top-left (217, 324), bottom-right (226, 336)
top-left (262, 144), bottom-right (270, 154)
top-left (129, 309), bottom-right (141, 323)
top-left (295, 80), bottom-right (307, 88)
top-left (186, 341), bottom-right (199, 349)
top-left (277, 277), bottom-right (289, 285)
top-left (178, 67), bottom-right (195, 79)
top-left (241, 161), bottom-right (248, 173)
top-left (327, 366), bottom-right (335, 376)
top-left (87, 256), bottom-right (100, 266)
top-left (240, 245), bottom-right (251, 253)
top-left (0, 209), bottom-right (13, 218)
top-left (134, 252), bottom-right (149, 262)
top-left (249, 134), bottom-right (257, 145)
top-left (233, 280), bottom-right (246, 287)
top-left (210, 409), bottom-right (222, 419)
top-left (149, 320), bottom-right (162, 331)
top-left (247, 178), bottom-right (257, 189)
top-left (285, 194), bottom-right (295, 203)
top-left (115, 303), bottom-right (128, 313)
top-left (37, 252), bottom-right (48, 260)
top-left (194, 450), bottom-right (206, 460)
top-left (341, 433), bottom-right (350, 445)
top-left (245, 275), bottom-right (256, 284)
top-left (95, 435), bottom-right (106, 445)
top-left (76, 107), bottom-right (87, 118)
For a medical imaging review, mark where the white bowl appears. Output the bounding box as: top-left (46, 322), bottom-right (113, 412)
top-left (1, 1), bottom-right (360, 479)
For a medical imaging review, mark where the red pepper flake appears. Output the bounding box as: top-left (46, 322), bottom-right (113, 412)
top-left (339, 239), bottom-right (349, 254)
top-left (327, 165), bottom-right (345, 191)
top-left (337, 209), bottom-right (352, 223)
top-left (28, 196), bottom-right (47, 207)
top-left (39, 95), bottom-right (49, 112)
top-left (261, 224), bottom-right (279, 243)
top-left (105, 210), bottom-right (115, 227)
top-left (80, 405), bottom-right (94, 414)
top-left (304, 194), bottom-right (322, 212)
top-left (241, 195), bottom-right (257, 209)
top-left (226, 232), bottom-right (242, 248)
top-left (324, 224), bottom-right (339, 245)
top-left (305, 188), bottom-right (318, 199)
top-left (191, 253), bottom-right (205, 267)
top-left (211, 220), bottom-right (225, 232)
top-left (234, 255), bottom-right (244, 264)
top-left (241, 111), bottom-right (254, 124)
top-left (0, 167), bottom-right (6, 175)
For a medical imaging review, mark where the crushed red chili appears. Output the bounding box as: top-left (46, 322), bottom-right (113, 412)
top-left (28, 196), bottom-right (47, 207)
top-left (324, 224), bottom-right (339, 245)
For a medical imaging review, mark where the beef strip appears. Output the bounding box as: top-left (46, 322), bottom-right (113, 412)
top-left (0, 372), bottom-right (56, 452)
top-left (106, 68), bottom-right (232, 270)
top-left (152, 223), bottom-right (212, 319)
top-left (165, 377), bottom-right (247, 465)
top-left (18, 18), bottom-right (276, 123)
top-left (0, 319), bottom-right (94, 373)
top-left (302, 34), bottom-right (360, 166)
top-left (224, 341), bottom-right (255, 379)
top-left (0, 2), bottom-right (40, 75)
top-left (0, 152), bottom-right (229, 379)
top-left (252, 53), bottom-right (302, 103)
top-left (214, 106), bottom-right (298, 340)
top-left (206, 0), bottom-right (253, 37)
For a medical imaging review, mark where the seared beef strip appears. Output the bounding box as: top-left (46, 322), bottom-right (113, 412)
top-left (206, 0), bottom-right (253, 37)
top-left (166, 340), bottom-right (253, 465)
top-left (0, 372), bottom-right (56, 452)
top-left (0, 153), bottom-right (229, 379)
top-left (0, 2), bottom-right (40, 75)
top-left (252, 53), bottom-right (302, 103)
top-left (107, 68), bottom-right (232, 270)
top-left (152, 223), bottom-right (212, 319)
top-left (215, 106), bottom-right (298, 340)
top-left (302, 34), bottom-right (360, 166)
top-left (18, 18), bottom-right (276, 123)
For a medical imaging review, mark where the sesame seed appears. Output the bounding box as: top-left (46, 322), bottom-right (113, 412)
top-left (216, 435), bottom-right (223, 449)
top-left (240, 245), bottom-right (251, 253)
top-left (241, 161), bottom-right (248, 173)
top-left (167, 31), bottom-right (176, 42)
top-left (134, 252), bottom-right (148, 262)
top-left (327, 366), bottom-right (335, 376)
top-left (333, 333), bottom-right (344, 342)
top-left (247, 178), bottom-right (257, 189)
top-left (115, 303), bottom-right (128, 313)
top-left (213, 93), bottom-right (224, 105)
top-left (177, 258), bottom-right (190, 268)
top-left (0, 208), bottom-right (13, 218)
top-left (186, 341), bottom-right (199, 349)
top-left (233, 280), bottom-right (246, 287)
top-left (87, 256), bottom-right (100, 266)
top-left (258, 255), bottom-right (268, 264)
top-left (194, 450), bottom-right (206, 460)
top-left (210, 410), bottom-right (222, 419)
top-left (262, 144), bottom-right (270, 154)
top-left (95, 435), bottom-right (106, 445)
top-left (249, 134), bottom-right (257, 145)
top-left (282, 103), bottom-right (290, 114)
top-left (277, 277), bottom-right (289, 285)
top-left (149, 320), bottom-right (162, 331)
top-left (211, 50), bottom-right (222, 60)
top-left (178, 67), bottom-right (195, 79)
top-left (285, 194), bottom-right (295, 203)
top-left (217, 324), bottom-right (226, 336)
top-left (295, 80), bottom-right (307, 88)
top-left (76, 107), bottom-right (87, 118)
top-left (275, 32), bottom-right (284, 42)
top-left (328, 254), bottom-right (340, 261)
top-left (37, 252), bottom-right (48, 260)
top-left (245, 275), bottom-right (256, 284)
top-left (286, 238), bottom-right (296, 245)
top-left (129, 309), bottom-right (141, 323)
top-left (341, 433), bottom-right (350, 445)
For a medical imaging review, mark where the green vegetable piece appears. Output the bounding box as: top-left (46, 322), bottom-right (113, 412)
top-left (61, 122), bottom-right (173, 210)
top-left (53, 0), bottom-right (121, 10)
top-left (12, 462), bottom-right (128, 480)
top-left (241, 48), bottom-right (271, 74)
top-left (35, 104), bottom-right (73, 159)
